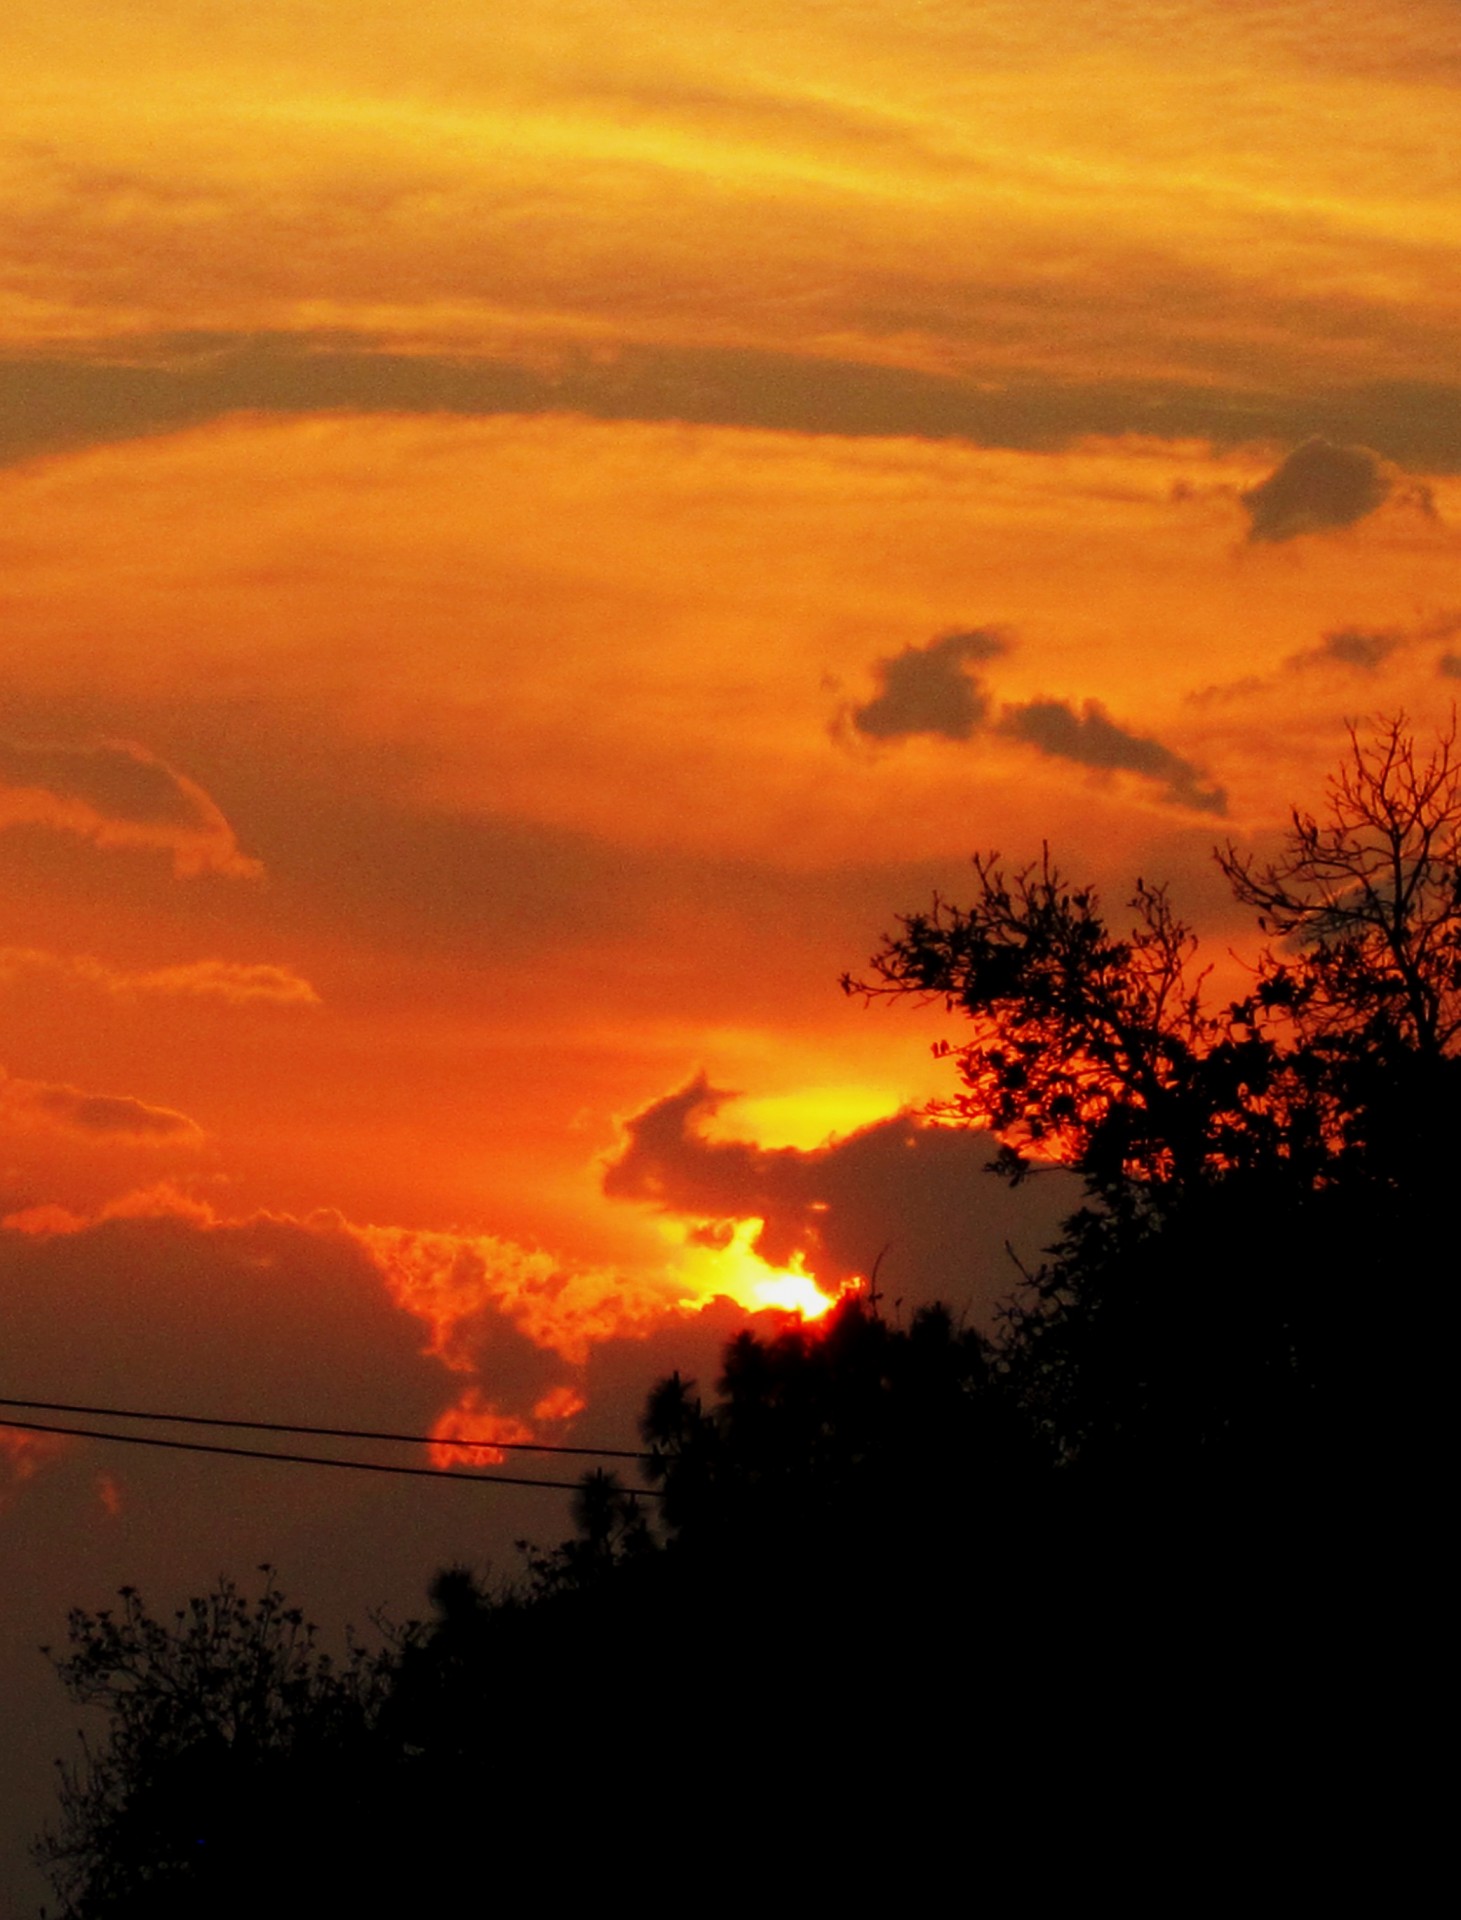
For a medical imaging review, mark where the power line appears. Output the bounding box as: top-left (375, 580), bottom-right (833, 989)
top-left (0, 1395), bottom-right (649, 1461)
top-left (0, 1415), bottom-right (662, 1495)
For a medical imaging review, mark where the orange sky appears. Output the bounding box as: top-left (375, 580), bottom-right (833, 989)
top-left (2, 2), bottom-right (1458, 1896)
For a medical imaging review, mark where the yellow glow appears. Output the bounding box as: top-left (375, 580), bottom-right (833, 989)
top-left (672, 1216), bottom-right (851, 1320)
top-left (703, 1086), bottom-right (907, 1151)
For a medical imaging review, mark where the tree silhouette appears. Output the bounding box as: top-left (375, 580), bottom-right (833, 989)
top-left (1221, 716), bottom-right (1461, 1063)
top-left (844, 715), bottom-right (1461, 1491)
top-left (36, 1572), bottom-right (403, 1919)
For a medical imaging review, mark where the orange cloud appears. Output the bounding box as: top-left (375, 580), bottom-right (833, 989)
top-left (0, 947), bottom-right (319, 1007)
top-left (3, 0), bottom-right (1458, 408)
top-left (2, 415), bottom-right (1457, 876)
top-left (427, 1390), bottom-right (537, 1470)
top-left (353, 1221), bottom-right (680, 1371)
top-left (426, 1380), bottom-right (592, 1469)
top-left (532, 1385), bottom-right (587, 1425)
top-left (0, 1069), bottom-right (202, 1143)
top-left (0, 1424), bottom-right (69, 1506)
top-left (0, 738), bottom-right (261, 878)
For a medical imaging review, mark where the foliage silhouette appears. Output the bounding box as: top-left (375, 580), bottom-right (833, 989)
top-left (843, 713), bottom-right (1459, 1493)
top-left (36, 1571), bottom-right (405, 1919)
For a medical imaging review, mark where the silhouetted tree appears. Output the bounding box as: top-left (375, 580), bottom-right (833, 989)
top-left (844, 714), bottom-right (1461, 1496)
top-left (36, 1572), bottom-right (403, 1919)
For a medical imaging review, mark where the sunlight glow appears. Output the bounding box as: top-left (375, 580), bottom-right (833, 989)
top-left (672, 1216), bottom-right (855, 1321)
top-left (701, 1085), bottom-right (907, 1151)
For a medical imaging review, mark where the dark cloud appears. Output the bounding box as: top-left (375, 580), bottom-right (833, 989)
top-left (1195, 610), bottom-right (1461, 703)
top-left (602, 1074), bottom-right (1075, 1326)
top-left (1000, 698), bottom-right (1228, 813)
top-left (1240, 437), bottom-right (1393, 542)
top-left (0, 1199), bottom-right (585, 1912)
top-left (0, 737), bottom-right (199, 826)
top-left (0, 1205), bottom-right (463, 1437)
top-left (1285, 626), bottom-right (1403, 673)
top-left (846, 630), bottom-right (1225, 814)
top-left (850, 629), bottom-right (1007, 741)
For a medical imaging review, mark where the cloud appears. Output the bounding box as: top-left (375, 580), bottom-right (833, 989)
top-left (0, 1188), bottom-right (723, 1460)
top-left (602, 1075), bottom-right (1075, 1325)
top-left (1193, 609), bottom-right (1461, 704)
top-left (849, 629), bottom-right (1008, 740)
top-left (999, 698), bottom-right (1228, 814)
top-left (1284, 626), bottom-right (1404, 673)
top-left (426, 1383), bottom-right (587, 1470)
top-left (351, 1220), bottom-right (680, 1370)
top-left (0, 1200), bottom-right (463, 1463)
top-left (0, 948), bottom-right (319, 1007)
top-left (847, 629), bottom-right (1224, 813)
top-left (1239, 437), bottom-right (1394, 542)
top-left (0, 737), bottom-right (261, 878)
top-left (6, 340), bottom-right (1461, 475)
top-left (0, 1070), bottom-right (202, 1142)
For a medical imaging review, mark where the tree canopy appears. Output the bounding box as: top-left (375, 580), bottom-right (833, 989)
top-left (843, 713), bottom-right (1459, 1486)
top-left (36, 1574), bottom-right (402, 1919)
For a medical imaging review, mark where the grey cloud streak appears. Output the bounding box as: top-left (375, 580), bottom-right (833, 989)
top-left (1192, 610), bottom-right (1461, 704)
top-left (1000, 698), bottom-right (1227, 814)
top-left (5, 337), bottom-right (1461, 472)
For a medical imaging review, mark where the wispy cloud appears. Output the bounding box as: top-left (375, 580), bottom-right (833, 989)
top-left (0, 737), bottom-right (260, 878)
top-left (0, 947), bottom-right (319, 1007)
top-left (1192, 610), bottom-right (1461, 704)
top-left (0, 1070), bottom-right (202, 1142)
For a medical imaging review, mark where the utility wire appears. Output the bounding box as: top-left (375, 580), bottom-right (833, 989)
top-left (0, 1415), bottom-right (662, 1495)
top-left (0, 1395), bottom-right (649, 1461)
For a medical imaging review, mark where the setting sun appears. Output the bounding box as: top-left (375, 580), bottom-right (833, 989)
top-left (672, 1217), bottom-right (855, 1321)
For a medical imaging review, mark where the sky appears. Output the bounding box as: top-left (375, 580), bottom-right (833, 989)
top-left (2, 0), bottom-right (1459, 1896)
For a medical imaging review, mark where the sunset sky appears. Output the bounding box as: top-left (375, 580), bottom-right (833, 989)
top-left (2, 0), bottom-right (1458, 1893)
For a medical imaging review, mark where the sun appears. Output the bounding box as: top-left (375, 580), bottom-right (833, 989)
top-left (670, 1216), bottom-right (857, 1321)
